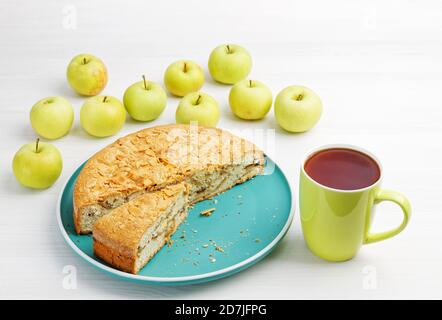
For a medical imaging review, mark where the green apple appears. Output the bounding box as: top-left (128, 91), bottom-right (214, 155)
top-left (30, 96), bottom-right (74, 140)
top-left (208, 44), bottom-right (252, 84)
top-left (274, 85), bottom-right (323, 133)
top-left (12, 139), bottom-right (62, 189)
top-left (164, 60), bottom-right (205, 97)
top-left (175, 92), bottom-right (220, 127)
top-left (229, 80), bottom-right (272, 120)
top-left (80, 96), bottom-right (126, 137)
top-left (66, 53), bottom-right (108, 96)
top-left (123, 76), bottom-right (167, 121)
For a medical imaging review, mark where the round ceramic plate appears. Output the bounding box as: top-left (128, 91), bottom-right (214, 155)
top-left (57, 157), bottom-right (293, 285)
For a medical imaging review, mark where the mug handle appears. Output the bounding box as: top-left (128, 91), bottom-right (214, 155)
top-left (364, 189), bottom-right (411, 244)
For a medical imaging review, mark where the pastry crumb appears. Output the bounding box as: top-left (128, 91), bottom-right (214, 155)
top-left (200, 208), bottom-right (216, 217)
top-left (167, 239), bottom-right (174, 247)
top-left (215, 246), bottom-right (224, 253)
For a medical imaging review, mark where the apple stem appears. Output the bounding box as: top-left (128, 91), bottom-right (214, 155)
top-left (226, 45), bottom-right (231, 54)
top-left (35, 138), bottom-right (40, 153)
top-left (183, 62), bottom-right (187, 73)
top-left (142, 75), bottom-right (148, 90)
top-left (83, 57), bottom-right (87, 65)
top-left (249, 80), bottom-right (253, 87)
top-left (103, 96), bottom-right (107, 103)
top-left (295, 94), bottom-right (303, 101)
top-left (195, 95), bottom-right (202, 105)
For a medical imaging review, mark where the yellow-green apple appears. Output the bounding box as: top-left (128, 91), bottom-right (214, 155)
top-left (164, 60), bottom-right (204, 97)
top-left (208, 44), bottom-right (252, 84)
top-left (66, 53), bottom-right (108, 96)
top-left (229, 80), bottom-right (272, 120)
top-left (30, 96), bottom-right (74, 139)
top-left (176, 92), bottom-right (220, 127)
top-left (274, 85), bottom-right (323, 133)
top-left (80, 96), bottom-right (126, 137)
top-left (123, 76), bottom-right (167, 121)
top-left (12, 139), bottom-right (62, 189)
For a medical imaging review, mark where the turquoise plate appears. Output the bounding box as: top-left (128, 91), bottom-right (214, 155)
top-left (57, 157), bottom-right (293, 285)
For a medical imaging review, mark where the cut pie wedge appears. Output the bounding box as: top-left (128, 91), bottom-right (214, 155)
top-left (93, 183), bottom-right (188, 274)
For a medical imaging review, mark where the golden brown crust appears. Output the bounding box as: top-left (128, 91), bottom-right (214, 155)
top-left (74, 124), bottom-right (264, 234)
top-left (93, 238), bottom-right (136, 274)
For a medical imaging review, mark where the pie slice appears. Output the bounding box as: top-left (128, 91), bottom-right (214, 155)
top-left (93, 183), bottom-right (189, 274)
top-left (74, 124), bottom-right (264, 234)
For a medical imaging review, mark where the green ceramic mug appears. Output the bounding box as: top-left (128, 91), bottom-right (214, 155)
top-left (300, 144), bottom-right (411, 261)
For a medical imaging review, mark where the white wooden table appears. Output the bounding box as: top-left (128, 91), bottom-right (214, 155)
top-left (1, 0), bottom-right (441, 299)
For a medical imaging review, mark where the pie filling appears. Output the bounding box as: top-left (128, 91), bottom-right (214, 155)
top-left (137, 192), bottom-right (187, 257)
top-left (135, 207), bottom-right (188, 272)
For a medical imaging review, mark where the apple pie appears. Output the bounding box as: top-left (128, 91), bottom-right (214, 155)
top-left (73, 124), bottom-right (264, 273)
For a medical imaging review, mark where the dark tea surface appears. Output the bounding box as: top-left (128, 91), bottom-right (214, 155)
top-left (304, 148), bottom-right (380, 190)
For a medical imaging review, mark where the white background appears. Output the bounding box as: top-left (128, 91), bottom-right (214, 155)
top-left (1, 0), bottom-right (441, 299)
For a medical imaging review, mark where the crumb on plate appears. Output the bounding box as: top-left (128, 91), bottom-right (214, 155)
top-left (200, 208), bottom-right (216, 217)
